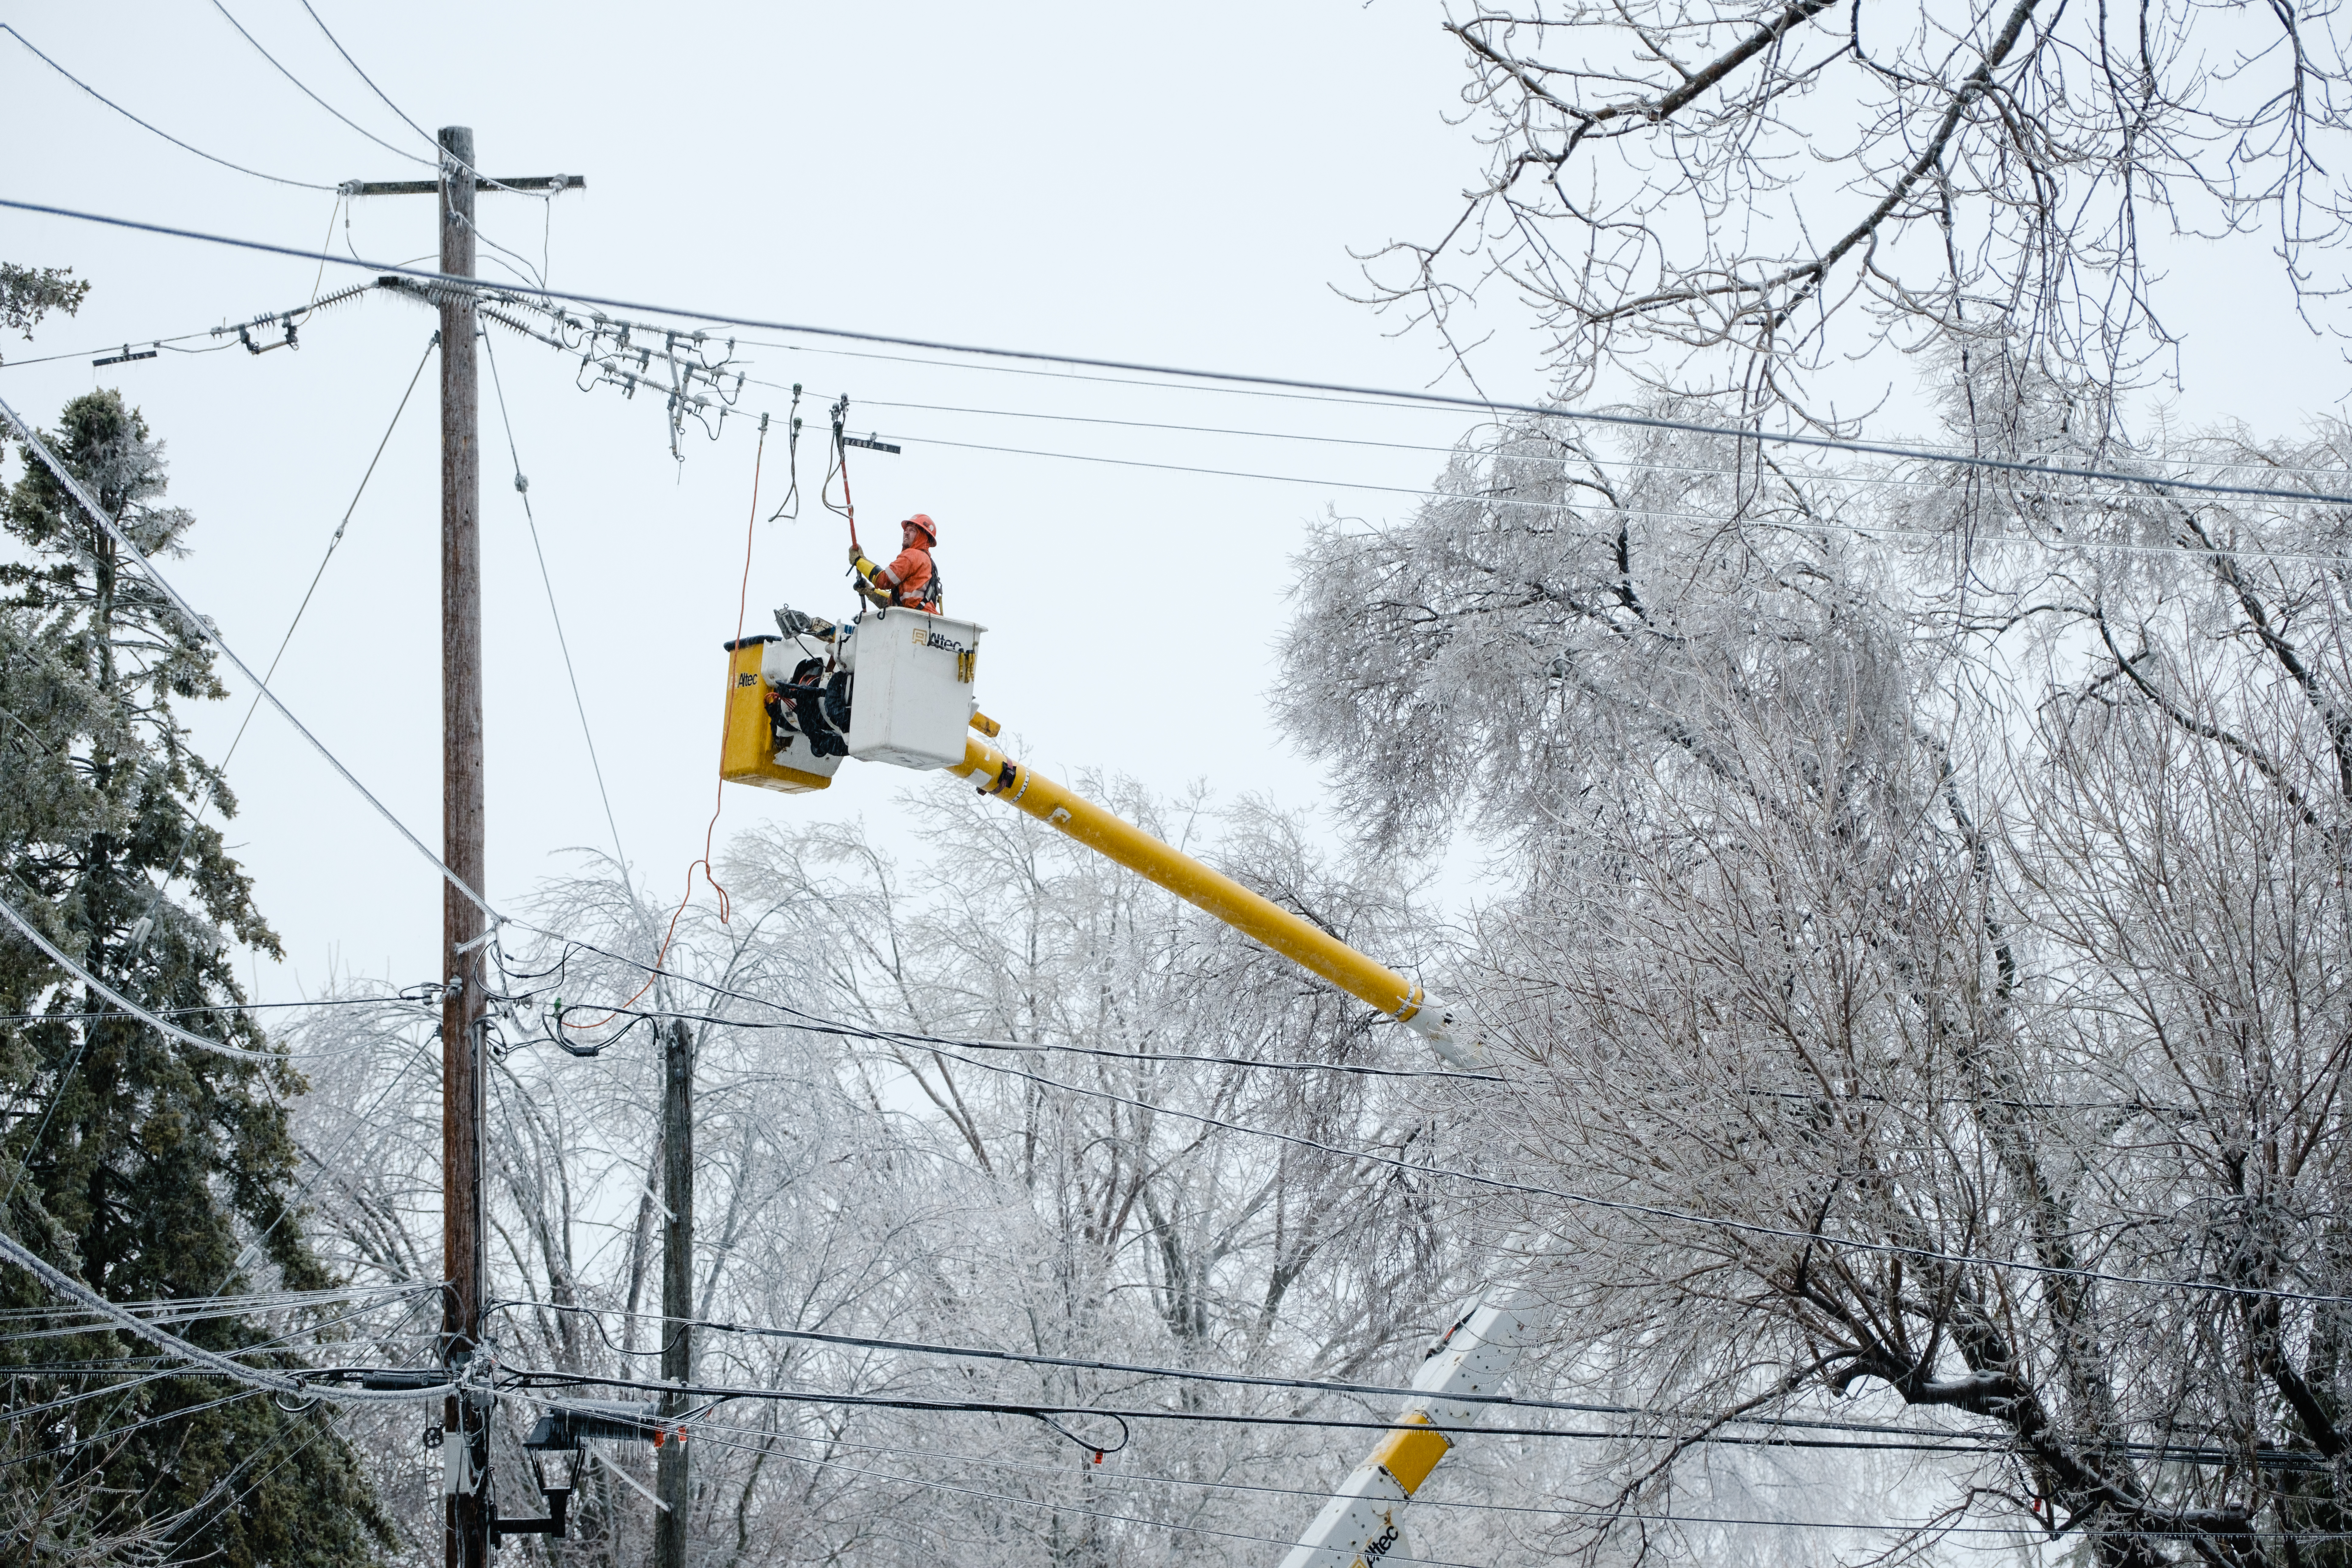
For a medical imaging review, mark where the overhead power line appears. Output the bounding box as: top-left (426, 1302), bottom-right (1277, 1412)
top-left (5, 1340), bottom-right (437, 1374)
top-left (685, 1422), bottom-right (1945, 1535)
top-left (505, 1366), bottom-right (2010, 1455)
top-left (0, 278), bottom-right (373, 380)
top-left (0, 1283), bottom-right (411, 1326)
top-left (478, 904), bottom-right (2348, 1316)
top-left (292, 0), bottom-right (565, 205)
top-left (0, 1290), bottom-right (439, 1446)
top-left (469, 306), bottom-right (2352, 567)
top-left (488, 1295), bottom-right (2137, 1452)
top-left (905, 1028), bottom-right (2352, 1309)
top-left (1, 1386), bottom-right (270, 1473)
top-left (768, 338), bottom-right (2352, 482)
top-left (533, 1002), bottom-right (1494, 1082)
top-left (535, 942), bottom-right (2352, 1309)
top-left (495, 926), bottom-right (1496, 1081)
top-left (0, 26), bottom-right (339, 191)
top-left (454, 288), bottom-right (2352, 568)
top-left (686, 1423), bottom-right (2339, 1544)
top-left (205, 0), bottom-right (432, 166)
top-left (843, 385), bottom-right (2352, 483)
top-left (867, 425), bottom-right (2352, 567)
top-left (8, 197), bottom-right (2349, 507)
top-left (8, 252), bottom-right (2337, 572)
top-left (41, 270), bottom-right (2300, 572)
top-left (516, 1363), bottom-right (2325, 1477)
top-left (0, 992), bottom-right (435, 1030)
top-left (854, 394), bottom-right (2352, 486)
top-left (683, 1435), bottom-right (1500, 1566)
top-left (464, 319), bottom-right (2352, 564)
top-left (1, 329), bottom-right (228, 371)
top-left (886, 427), bottom-right (2352, 567)
top-left (0, 1230), bottom-right (448, 1405)
top-left (0, 892), bottom-right (379, 1064)
top-left (295, 0), bottom-right (434, 150)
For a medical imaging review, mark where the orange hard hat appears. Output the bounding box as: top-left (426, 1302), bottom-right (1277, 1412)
top-left (902, 513), bottom-right (937, 544)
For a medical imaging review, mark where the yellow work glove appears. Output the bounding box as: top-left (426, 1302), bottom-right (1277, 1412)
top-left (849, 549), bottom-right (880, 582)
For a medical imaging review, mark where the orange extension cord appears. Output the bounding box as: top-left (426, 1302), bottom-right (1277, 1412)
top-left (563, 420), bottom-right (768, 1034)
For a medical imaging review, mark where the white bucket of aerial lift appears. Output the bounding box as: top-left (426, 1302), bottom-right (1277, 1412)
top-left (1278, 1290), bottom-right (1546, 1568)
top-left (838, 608), bottom-right (986, 770)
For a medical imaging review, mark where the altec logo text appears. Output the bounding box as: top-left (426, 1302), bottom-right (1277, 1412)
top-left (916, 628), bottom-right (968, 656)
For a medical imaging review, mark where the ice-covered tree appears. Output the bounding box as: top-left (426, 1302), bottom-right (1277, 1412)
top-left (1381, 3), bottom-right (2352, 418)
top-left (0, 390), bottom-right (392, 1566)
top-left (1277, 360), bottom-right (2352, 1564)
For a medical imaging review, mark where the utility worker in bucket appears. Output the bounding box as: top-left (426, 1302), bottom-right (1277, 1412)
top-left (849, 513), bottom-right (943, 612)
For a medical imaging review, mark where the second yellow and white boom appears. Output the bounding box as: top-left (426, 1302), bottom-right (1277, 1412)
top-left (721, 604), bottom-right (1532, 1566)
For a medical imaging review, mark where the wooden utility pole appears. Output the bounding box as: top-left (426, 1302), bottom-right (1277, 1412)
top-left (657, 1017), bottom-right (696, 1568)
top-left (348, 136), bottom-right (583, 1568)
top-left (436, 123), bottom-right (492, 1568)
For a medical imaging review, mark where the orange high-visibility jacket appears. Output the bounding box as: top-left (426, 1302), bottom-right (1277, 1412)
top-left (873, 545), bottom-right (936, 610)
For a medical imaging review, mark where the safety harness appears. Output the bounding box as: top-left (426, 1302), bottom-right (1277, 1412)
top-left (895, 550), bottom-right (943, 612)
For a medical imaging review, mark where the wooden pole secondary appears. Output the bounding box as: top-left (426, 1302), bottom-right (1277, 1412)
top-left (656, 1017), bottom-right (696, 1567)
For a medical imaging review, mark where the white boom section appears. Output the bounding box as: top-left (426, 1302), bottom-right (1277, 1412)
top-left (1279, 1292), bottom-right (1544, 1568)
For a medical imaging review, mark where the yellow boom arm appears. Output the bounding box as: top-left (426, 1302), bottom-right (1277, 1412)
top-left (950, 727), bottom-right (1527, 1568)
top-left (950, 731), bottom-right (1486, 1069)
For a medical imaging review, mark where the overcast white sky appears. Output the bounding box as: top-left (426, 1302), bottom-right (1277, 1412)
top-left (2, 1), bottom-right (2343, 1004)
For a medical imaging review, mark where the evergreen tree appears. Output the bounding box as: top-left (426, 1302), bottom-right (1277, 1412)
top-left (0, 262), bottom-right (88, 352)
top-left (0, 390), bottom-right (393, 1564)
